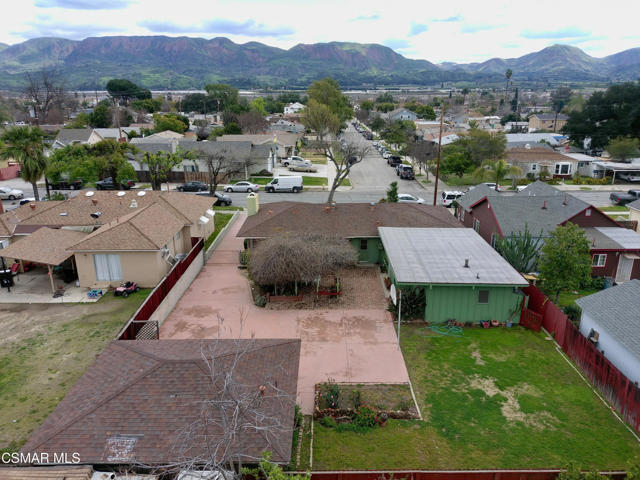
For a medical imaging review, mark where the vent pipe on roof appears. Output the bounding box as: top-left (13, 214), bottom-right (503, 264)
top-left (91, 199), bottom-right (98, 206)
top-left (464, 258), bottom-right (469, 268)
top-left (542, 200), bottom-right (547, 210)
top-left (29, 203), bottom-right (36, 210)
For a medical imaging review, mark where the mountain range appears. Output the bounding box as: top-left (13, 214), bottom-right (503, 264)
top-left (0, 36), bottom-right (638, 90)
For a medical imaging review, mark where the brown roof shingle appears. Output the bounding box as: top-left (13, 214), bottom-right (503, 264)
top-left (69, 203), bottom-right (185, 251)
top-left (22, 339), bottom-right (301, 466)
top-left (237, 202), bottom-right (462, 239)
top-left (0, 227), bottom-right (87, 265)
top-left (506, 147), bottom-right (574, 163)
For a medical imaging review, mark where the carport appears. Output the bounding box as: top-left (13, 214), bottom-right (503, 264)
top-left (0, 227), bottom-right (87, 294)
top-left (593, 161), bottom-right (640, 184)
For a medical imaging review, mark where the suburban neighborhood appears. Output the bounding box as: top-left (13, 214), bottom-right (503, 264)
top-left (1, 5), bottom-right (640, 479)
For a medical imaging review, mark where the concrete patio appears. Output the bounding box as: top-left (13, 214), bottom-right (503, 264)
top-left (160, 212), bottom-right (411, 413)
top-left (0, 268), bottom-right (99, 303)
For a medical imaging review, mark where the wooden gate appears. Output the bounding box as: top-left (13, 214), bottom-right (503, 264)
top-left (520, 307), bottom-right (543, 332)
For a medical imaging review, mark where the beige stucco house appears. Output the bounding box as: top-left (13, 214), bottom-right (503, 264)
top-left (0, 190), bottom-right (216, 289)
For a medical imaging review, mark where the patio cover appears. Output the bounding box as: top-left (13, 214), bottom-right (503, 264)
top-left (0, 227), bottom-right (87, 266)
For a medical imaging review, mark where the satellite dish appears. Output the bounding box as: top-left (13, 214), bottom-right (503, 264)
top-left (117, 191), bottom-right (126, 197)
top-left (137, 191), bottom-right (146, 197)
top-left (85, 191), bottom-right (95, 197)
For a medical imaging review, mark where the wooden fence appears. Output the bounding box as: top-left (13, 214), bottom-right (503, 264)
top-left (522, 284), bottom-right (640, 435)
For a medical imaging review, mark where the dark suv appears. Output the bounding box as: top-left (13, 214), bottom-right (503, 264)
top-left (388, 155), bottom-right (402, 167)
top-left (49, 178), bottom-right (83, 190)
top-left (398, 165), bottom-right (415, 180)
top-left (96, 177), bottom-right (135, 190)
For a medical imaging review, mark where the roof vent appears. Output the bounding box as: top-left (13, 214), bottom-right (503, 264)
top-left (130, 200), bottom-right (138, 208)
top-left (541, 200), bottom-right (547, 210)
top-left (59, 212), bottom-right (67, 216)
top-left (29, 203), bottom-right (36, 210)
top-left (525, 143), bottom-right (531, 150)
top-left (199, 215), bottom-right (210, 224)
top-left (464, 258), bottom-right (470, 268)
top-left (206, 209), bottom-right (215, 217)
top-left (85, 191), bottom-right (95, 197)
top-left (90, 211), bottom-right (102, 219)
top-left (137, 191), bottom-right (146, 197)
top-left (117, 191), bottom-right (126, 197)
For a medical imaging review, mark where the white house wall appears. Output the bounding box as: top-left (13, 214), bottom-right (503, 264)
top-left (579, 311), bottom-right (640, 384)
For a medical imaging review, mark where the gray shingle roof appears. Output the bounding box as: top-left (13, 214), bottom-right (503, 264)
top-left (54, 128), bottom-right (98, 144)
top-left (379, 227), bottom-right (528, 285)
top-left (628, 198), bottom-right (640, 211)
top-left (575, 280), bottom-right (640, 360)
top-left (457, 184), bottom-right (500, 211)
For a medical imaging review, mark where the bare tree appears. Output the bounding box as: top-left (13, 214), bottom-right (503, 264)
top-left (133, 315), bottom-right (303, 479)
top-left (202, 149), bottom-right (243, 194)
top-left (237, 111), bottom-right (268, 134)
top-left (408, 139), bottom-right (437, 181)
top-left (309, 138), bottom-right (368, 204)
top-left (23, 68), bottom-right (66, 125)
top-left (250, 234), bottom-right (358, 294)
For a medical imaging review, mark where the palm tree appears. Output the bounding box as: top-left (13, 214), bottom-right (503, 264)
top-left (504, 69), bottom-right (513, 113)
top-left (473, 158), bottom-right (522, 189)
top-left (0, 126), bottom-right (47, 200)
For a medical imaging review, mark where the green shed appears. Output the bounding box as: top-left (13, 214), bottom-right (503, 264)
top-left (379, 227), bottom-right (528, 324)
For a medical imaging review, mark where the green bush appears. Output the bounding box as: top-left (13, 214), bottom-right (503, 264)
top-left (350, 389), bottom-right (362, 410)
top-left (254, 169), bottom-right (273, 177)
top-left (387, 287), bottom-right (425, 320)
top-left (563, 304), bottom-right (582, 323)
top-left (588, 276), bottom-right (606, 290)
top-left (254, 295), bottom-right (266, 308)
top-left (353, 405), bottom-right (378, 429)
top-left (526, 172), bottom-right (536, 181)
top-left (321, 379), bottom-right (340, 409)
top-left (294, 405), bottom-right (303, 428)
top-left (320, 415), bottom-right (337, 428)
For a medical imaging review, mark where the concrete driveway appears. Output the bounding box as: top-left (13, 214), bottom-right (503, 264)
top-left (160, 213), bottom-right (410, 413)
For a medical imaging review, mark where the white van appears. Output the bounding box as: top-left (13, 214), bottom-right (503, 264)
top-left (265, 176), bottom-right (303, 193)
top-left (440, 190), bottom-right (463, 207)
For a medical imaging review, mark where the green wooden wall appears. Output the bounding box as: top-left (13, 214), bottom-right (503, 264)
top-left (350, 238), bottom-right (382, 264)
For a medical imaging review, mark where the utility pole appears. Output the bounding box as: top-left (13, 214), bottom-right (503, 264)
top-left (113, 97), bottom-right (122, 140)
top-left (432, 103), bottom-right (445, 206)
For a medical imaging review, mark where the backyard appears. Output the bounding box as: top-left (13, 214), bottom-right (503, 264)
top-left (0, 289), bottom-right (149, 454)
top-left (308, 325), bottom-right (640, 470)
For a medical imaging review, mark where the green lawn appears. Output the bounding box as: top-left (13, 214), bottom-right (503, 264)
top-left (598, 206), bottom-right (630, 213)
top-left (442, 174), bottom-right (478, 186)
top-left (204, 212), bottom-right (234, 250)
top-left (249, 177), bottom-right (273, 185)
top-left (312, 326), bottom-right (640, 470)
top-left (556, 288), bottom-right (600, 308)
top-left (0, 289), bottom-right (150, 454)
top-left (302, 176), bottom-right (328, 186)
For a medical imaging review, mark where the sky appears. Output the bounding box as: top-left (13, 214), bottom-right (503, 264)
top-left (1, 0), bottom-right (638, 63)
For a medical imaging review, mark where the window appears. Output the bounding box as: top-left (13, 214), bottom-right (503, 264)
top-left (555, 163), bottom-right (572, 175)
top-left (94, 254), bottom-right (122, 281)
top-left (585, 208), bottom-right (591, 216)
top-left (490, 233), bottom-right (496, 248)
top-left (531, 164), bottom-right (537, 171)
top-left (592, 254), bottom-right (607, 267)
top-left (478, 290), bottom-right (490, 304)
top-left (473, 218), bottom-right (480, 232)
top-left (360, 239), bottom-right (368, 250)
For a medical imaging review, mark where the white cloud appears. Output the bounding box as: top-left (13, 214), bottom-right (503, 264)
top-left (0, 0), bottom-right (636, 63)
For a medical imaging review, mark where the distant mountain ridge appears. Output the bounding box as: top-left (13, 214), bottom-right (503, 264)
top-left (0, 36), bottom-right (638, 89)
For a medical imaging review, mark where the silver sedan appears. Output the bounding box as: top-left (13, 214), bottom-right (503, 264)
top-left (225, 181), bottom-right (260, 193)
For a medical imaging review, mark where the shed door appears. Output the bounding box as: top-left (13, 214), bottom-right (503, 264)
top-left (615, 255), bottom-right (634, 283)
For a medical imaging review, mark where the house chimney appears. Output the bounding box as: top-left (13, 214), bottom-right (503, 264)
top-left (541, 200), bottom-right (547, 210)
top-left (259, 385), bottom-right (266, 396)
top-left (29, 203), bottom-right (36, 210)
top-left (464, 258), bottom-right (469, 268)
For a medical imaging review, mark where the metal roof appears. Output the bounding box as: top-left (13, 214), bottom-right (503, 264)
top-left (594, 227), bottom-right (640, 249)
top-left (576, 280), bottom-right (640, 360)
top-left (378, 227), bottom-right (528, 286)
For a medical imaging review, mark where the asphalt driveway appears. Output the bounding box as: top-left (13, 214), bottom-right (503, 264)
top-left (160, 213), bottom-right (410, 413)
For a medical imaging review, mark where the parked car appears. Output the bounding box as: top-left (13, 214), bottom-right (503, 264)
top-left (49, 178), bottom-right (83, 190)
top-left (264, 176), bottom-right (303, 193)
top-left (440, 190), bottom-right (464, 207)
top-left (196, 191), bottom-right (233, 206)
top-left (398, 165), bottom-right (415, 180)
top-left (225, 181), bottom-right (260, 193)
top-left (382, 151), bottom-right (392, 160)
top-left (610, 190), bottom-right (640, 205)
top-left (289, 163), bottom-right (317, 173)
top-left (281, 156), bottom-right (307, 167)
top-left (177, 181), bottom-right (208, 192)
top-left (96, 177), bottom-right (135, 190)
top-left (398, 193), bottom-right (425, 204)
top-left (0, 187), bottom-right (24, 200)
top-left (19, 197), bottom-right (35, 205)
top-left (618, 172), bottom-right (640, 182)
top-left (114, 281), bottom-right (139, 298)
top-left (388, 155), bottom-right (402, 167)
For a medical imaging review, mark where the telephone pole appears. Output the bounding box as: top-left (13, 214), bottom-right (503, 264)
top-left (432, 103), bottom-right (445, 206)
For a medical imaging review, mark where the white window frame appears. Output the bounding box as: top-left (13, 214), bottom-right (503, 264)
top-left (93, 254), bottom-right (123, 281)
top-left (555, 162), bottom-right (572, 175)
top-left (592, 254), bottom-right (607, 267)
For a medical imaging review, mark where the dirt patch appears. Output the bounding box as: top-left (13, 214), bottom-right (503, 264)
top-left (468, 375), bottom-right (558, 430)
top-left (471, 348), bottom-right (486, 366)
top-left (262, 266), bottom-right (387, 310)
